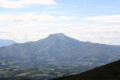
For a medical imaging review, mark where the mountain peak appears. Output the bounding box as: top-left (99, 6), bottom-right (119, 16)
top-left (48, 33), bottom-right (67, 38)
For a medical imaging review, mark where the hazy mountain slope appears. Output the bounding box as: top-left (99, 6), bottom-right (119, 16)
top-left (0, 33), bottom-right (120, 67)
top-left (0, 33), bottom-right (83, 66)
top-left (61, 43), bottom-right (120, 66)
top-left (51, 60), bottom-right (120, 80)
top-left (0, 39), bottom-right (15, 47)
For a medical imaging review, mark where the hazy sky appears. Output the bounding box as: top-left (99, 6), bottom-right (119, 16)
top-left (0, 0), bottom-right (120, 45)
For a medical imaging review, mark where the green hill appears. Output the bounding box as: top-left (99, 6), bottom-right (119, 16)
top-left (51, 60), bottom-right (120, 80)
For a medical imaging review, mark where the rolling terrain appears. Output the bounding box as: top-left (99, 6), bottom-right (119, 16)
top-left (0, 66), bottom-right (89, 80)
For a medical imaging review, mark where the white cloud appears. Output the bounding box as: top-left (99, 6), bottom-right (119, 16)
top-left (0, 14), bottom-right (76, 21)
top-left (0, 14), bottom-right (120, 45)
top-left (44, 6), bottom-right (60, 9)
top-left (0, 0), bottom-right (56, 8)
top-left (0, 20), bottom-right (120, 45)
top-left (0, 14), bottom-right (77, 42)
top-left (96, 20), bottom-right (120, 23)
top-left (87, 15), bottom-right (120, 21)
top-left (59, 16), bottom-right (76, 20)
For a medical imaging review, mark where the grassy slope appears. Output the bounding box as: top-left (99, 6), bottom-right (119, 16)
top-left (51, 60), bottom-right (120, 80)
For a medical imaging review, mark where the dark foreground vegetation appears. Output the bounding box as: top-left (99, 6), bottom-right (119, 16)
top-left (51, 60), bottom-right (120, 80)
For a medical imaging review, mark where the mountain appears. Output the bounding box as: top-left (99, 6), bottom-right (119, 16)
top-left (51, 60), bottom-right (120, 80)
top-left (0, 39), bottom-right (15, 47)
top-left (0, 33), bottom-right (120, 67)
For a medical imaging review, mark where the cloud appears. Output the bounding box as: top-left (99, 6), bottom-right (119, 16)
top-left (0, 0), bottom-right (56, 8)
top-left (0, 20), bottom-right (120, 45)
top-left (0, 14), bottom-right (56, 22)
top-left (0, 14), bottom-right (120, 45)
top-left (0, 14), bottom-right (76, 22)
top-left (44, 6), bottom-right (60, 9)
top-left (87, 15), bottom-right (120, 21)
top-left (58, 16), bottom-right (76, 20)
top-left (86, 15), bottom-right (120, 27)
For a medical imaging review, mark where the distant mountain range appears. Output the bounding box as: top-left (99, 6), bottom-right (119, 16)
top-left (0, 33), bottom-right (120, 67)
top-left (0, 39), bottom-right (15, 47)
top-left (51, 60), bottom-right (120, 80)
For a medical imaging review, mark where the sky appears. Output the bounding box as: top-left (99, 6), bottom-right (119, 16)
top-left (0, 0), bottom-right (120, 45)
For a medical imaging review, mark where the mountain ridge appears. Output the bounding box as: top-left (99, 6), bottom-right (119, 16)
top-left (0, 39), bottom-right (15, 47)
top-left (0, 33), bottom-right (120, 67)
